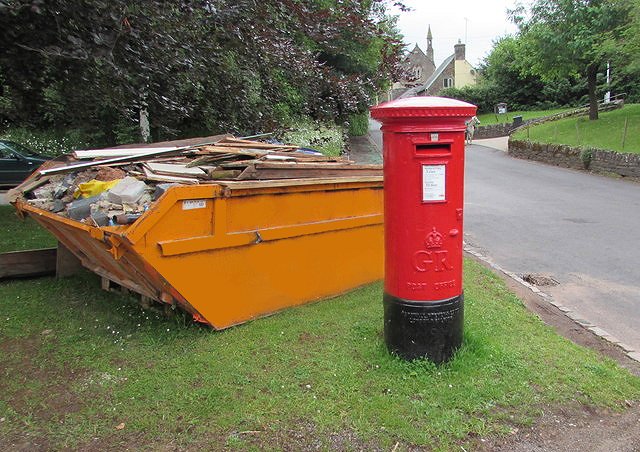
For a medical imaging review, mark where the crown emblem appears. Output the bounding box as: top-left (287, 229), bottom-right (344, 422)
top-left (425, 227), bottom-right (443, 249)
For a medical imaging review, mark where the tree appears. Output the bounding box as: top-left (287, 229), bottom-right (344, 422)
top-left (479, 35), bottom-right (587, 110)
top-left (0, 0), bottom-right (403, 144)
top-left (481, 36), bottom-right (547, 108)
top-left (623, 0), bottom-right (640, 71)
top-left (511, 0), bottom-right (631, 120)
top-left (0, 1), bottom-right (223, 139)
top-left (439, 34), bottom-right (588, 113)
top-left (607, 0), bottom-right (640, 102)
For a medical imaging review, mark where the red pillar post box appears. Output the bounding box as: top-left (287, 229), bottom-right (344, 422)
top-left (370, 97), bottom-right (477, 363)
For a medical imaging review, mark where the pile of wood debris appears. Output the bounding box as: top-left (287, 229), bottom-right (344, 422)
top-left (10, 135), bottom-right (381, 227)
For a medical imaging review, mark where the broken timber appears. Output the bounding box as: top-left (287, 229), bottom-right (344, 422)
top-left (0, 248), bottom-right (57, 279)
top-left (236, 163), bottom-right (382, 180)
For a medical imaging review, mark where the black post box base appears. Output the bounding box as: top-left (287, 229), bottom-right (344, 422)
top-left (383, 293), bottom-right (463, 363)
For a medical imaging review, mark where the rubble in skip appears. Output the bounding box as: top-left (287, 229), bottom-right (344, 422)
top-left (9, 134), bottom-right (382, 227)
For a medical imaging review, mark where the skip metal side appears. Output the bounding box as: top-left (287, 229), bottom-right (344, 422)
top-left (16, 178), bottom-right (384, 329)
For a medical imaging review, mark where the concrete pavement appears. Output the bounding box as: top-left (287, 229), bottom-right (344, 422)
top-left (348, 135), bottom-right (381, 164)
top-left (347, 118), bottom-right (383, 164)
top-left (473, 136), bottom-right (508, 152)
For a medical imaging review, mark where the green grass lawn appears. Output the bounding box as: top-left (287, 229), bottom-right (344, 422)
top-left (477, 108), bottom-right (573, 125)
top-left (512, 104), bottom-right (640, 154)
top-left (1, 203), bottom-right (639, 450)
top-left (0, 205), bottom-right (56, 252)
top-left (1, 263), bottom-right (639, 449)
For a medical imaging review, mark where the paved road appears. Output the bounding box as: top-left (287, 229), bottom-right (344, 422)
top-left (366, 119), bottom-right (640, 352)
top-left (465, 143), bottom-right (640, 351)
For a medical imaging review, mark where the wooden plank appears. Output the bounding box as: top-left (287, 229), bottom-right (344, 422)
top-left (236, 166), bottom-right (382, 180)
top-left (193, 146), bottom-right (270, 156)
top-left (219, 158), bottom-right (362, 170)
top-left (101, 276), bottom-right (111, 291)
top-left (254, 162), bottom-right (381, 170)
top-left (220, 160), bottom-right (261, 169)
top-left (11, 176), bottom-right (50, 194)
top-left (215, 138), bottom-right (297, 150)
top-left (213, 143), bottom-right (297, 150)
top-left (0, 248), bottom-right (57, 279)
top-left (100, 276), bottom-right (131, 295)
top-left (15, 158), bottom-right (74, 184)
top-left (7, 175), bottom-right (52, 203)
top-left (140, 295), bottom-right (153, 309)
top-left (145, 162), bottom-right (206, 177)
top-left (184, 152), bottom-right (263, 168)
top-left (142, 167), bottom-right (199, 184)
top-left (262, 153), bottom-right (352, 163)
top-left (140, 156), bottom-right (191, 164)
top-left (109, 133), bottom-right (232, 150)
top-left (90, 264), bottom-right (157, 300)
top-left (39, 145), bottom-right (195, 176)
top-left (73, 147), bottom-right (181, 159)
top-left (215, 176), bottom-right (383, 191)
top-left (207, 169), bottom-right (243, 180)
top-left (56, 241), bottom-right (84, 278)
top-left (184, 154), bottom-right (235, 168)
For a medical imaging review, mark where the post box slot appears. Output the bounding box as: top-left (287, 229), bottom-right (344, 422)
top-left (415, 144), bottom-right (451, 158)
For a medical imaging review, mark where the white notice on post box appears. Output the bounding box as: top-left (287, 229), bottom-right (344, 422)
top-left (422, 164), bottom-right (446, 202)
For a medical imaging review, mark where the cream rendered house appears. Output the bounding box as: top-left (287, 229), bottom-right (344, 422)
top-left (388, 26), bottom-right (478, 101)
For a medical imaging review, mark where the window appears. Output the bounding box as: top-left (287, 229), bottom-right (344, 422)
top-left (0, 143), bottom-right (13, 159)
top-left (443, 78), bottom-right (454, 88)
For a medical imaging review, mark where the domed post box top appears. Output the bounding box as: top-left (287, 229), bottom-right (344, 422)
top-left (371, 96), bottom-right (476, 132)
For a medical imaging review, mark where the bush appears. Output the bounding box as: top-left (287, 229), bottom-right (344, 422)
top-left (580, 148), bottom-right (593, 169)
top-left (0, 127), bottom-right (89, 157)
top-left (439, 85), bottom-right (499, 114)
top-left (279, 119), bottom-right (345, 157)
top-left (1, 116), bottom-right (348, 158)
top-left (347, 111), bottom-right (369, 137)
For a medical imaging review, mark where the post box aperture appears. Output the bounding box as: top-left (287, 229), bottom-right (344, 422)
top-left (370, 96), bottom-right (477, 363)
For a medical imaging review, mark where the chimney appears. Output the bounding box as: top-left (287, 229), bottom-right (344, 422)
top-left (454, 39), bottom-right (465, 61)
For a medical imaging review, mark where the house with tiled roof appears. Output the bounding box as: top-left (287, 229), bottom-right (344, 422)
top-left (388, 26), bottom-right (478, 101)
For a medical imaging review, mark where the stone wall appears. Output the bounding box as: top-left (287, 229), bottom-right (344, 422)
top-left (508, 139), bottom-right (640, 177)
top-left (475, 118), bottom-right (541, 139)
top-left (591, 150), bottom-right (640, 178)
top-left (474, 123), bottom-right (514, 139)
top-left (508, 140), bottom-right (585, 170)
